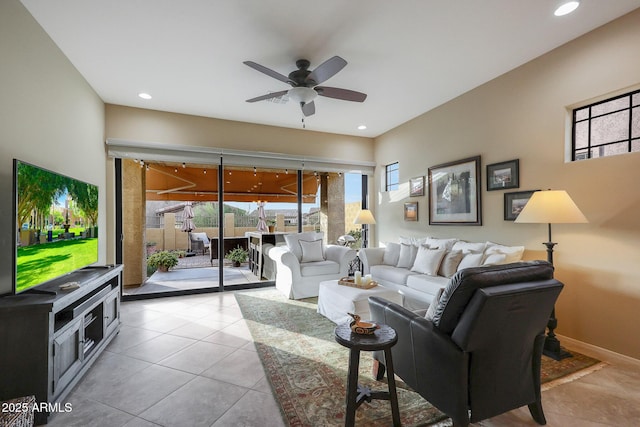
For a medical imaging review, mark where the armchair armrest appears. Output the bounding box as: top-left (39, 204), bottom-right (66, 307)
top-left (358, 247), bottom-right (385, 274)
top-left (368, 296), bottom-right (468, 414)
top-left (324, 245), bottom-right (356, 275)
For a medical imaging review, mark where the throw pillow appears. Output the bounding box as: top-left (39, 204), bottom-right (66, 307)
top-left (484, 242), bottom-right (525, 263)
top-left (437, 250), bottom-right (464, 277)
top-left (396, 243), bottom-right (418, 268)
top-left (411, 247), bottom-right (446, 275)
top-left (482, 253), bottom-right (507, 266)
top-left (284, 231), bottom-right (323, 261)
top-left (456, 252), bottom-right (484, 272)
top-left (425, 287), bottom-right (445, 321)
top-left (382, 242), bottom-right (401, 266)
top-left (299, 239), bottom-right (325, 263)
top-left (399, 236), bottom-right (427, 246)
top-left (424, 237), bottom-right (458, 251)
top-left (451, 240), bottom-right (487, 254)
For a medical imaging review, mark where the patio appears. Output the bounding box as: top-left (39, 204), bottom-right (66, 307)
top-left (124, 255), bottom-right (261, 295)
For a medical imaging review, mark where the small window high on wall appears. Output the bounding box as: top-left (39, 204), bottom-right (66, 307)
top-left (385, 162), bottom-right (399, 191)
top-left (572, 89), bottom-right (640, 161)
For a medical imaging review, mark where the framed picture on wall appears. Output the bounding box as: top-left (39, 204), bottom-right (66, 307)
top-left (404, 202), bottom-right (418, 221)
top-left (487, 159), bottom-right (519, 191)
top-left (504, 190), bottom-right (538, 221)
top-left (409, 176), bottom-right (424, 197)
top-left (428, 156), bottom-right (482, 225)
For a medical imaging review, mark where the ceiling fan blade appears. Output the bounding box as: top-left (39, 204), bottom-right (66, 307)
top-left (246, 90), bottom-right (289, 103)
top-left (315, 86), bottom-right (367, 102)
top-left (301, 101), bottom-right (315, 117)
top-left (306, 56), bottom-right (347, 85)
top-left (243, 61), bottom-right (290, 84)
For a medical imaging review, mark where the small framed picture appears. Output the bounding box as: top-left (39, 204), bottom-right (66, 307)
top-left (409, 176), bottom-right (424, 197)
top-left (487, 159), bottom-right (519, 191)
top-left (504, 190), bottom-right (538, 221)
top-left (404, 202), bottom-right (418, 221)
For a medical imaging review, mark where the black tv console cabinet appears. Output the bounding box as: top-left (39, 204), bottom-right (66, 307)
top-left (0, 265), bottom-right (122, 425)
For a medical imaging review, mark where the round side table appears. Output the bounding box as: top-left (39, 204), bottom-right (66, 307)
top-left (334, 323), bottom-right (401, 427)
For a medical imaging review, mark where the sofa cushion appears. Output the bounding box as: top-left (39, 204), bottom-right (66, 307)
top-left (457, 252), bottom-right (484, 271)
top-left (432, 261), bottom-right (555, 334)
top-left (299, 260), bottom-right (339, 276)
top-left (284, 232), bottom-right (323, 261)
top-left (485, 242), bottom-right (525, 263)
top-left (411, 247), bottom-right (446, 275)
top-left (299, 239), bottom-right (325, 262)
top-left (396, 243), bottom-right (419, 268)
top-left (371, 264), bottom-right (418, 285)
top-left (382, 242), bottom-right (401, 266)
top-left (406, 274), bottom-right (449, 296)
top-left (438, 250), bottom-right (464, 277)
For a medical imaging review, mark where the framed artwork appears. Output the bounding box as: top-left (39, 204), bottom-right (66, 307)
top-left (486, 159), bottom-right (519, 191)
top-left (404, 202), bottom-right (418, 221)
top-left (428, 156), bottom-right (482, 225)
top-left (504, 190), bottom-right (538, 221)
top-left (409, 176), bottom-right (424, 197)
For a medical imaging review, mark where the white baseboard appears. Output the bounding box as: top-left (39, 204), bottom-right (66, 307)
top-left (557, 334), bottom-right (640, 368)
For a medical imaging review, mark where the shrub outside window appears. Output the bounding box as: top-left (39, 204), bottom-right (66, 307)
top-left (572, 89), bottom-right (640, 161)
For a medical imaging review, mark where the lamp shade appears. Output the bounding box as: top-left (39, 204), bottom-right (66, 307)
top-left (515, 190), bottom-right (587, 224)
top-left (354, 209), bottom-right (376, 225)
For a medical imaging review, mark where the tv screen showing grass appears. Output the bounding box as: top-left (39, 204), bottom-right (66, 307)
top-left (14, 160), bottom-right (99, 293)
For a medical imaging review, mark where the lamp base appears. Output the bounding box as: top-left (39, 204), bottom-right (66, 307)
top-left (543, 335), bottom-right (572, 361)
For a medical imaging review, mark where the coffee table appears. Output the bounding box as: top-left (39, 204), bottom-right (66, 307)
top-left (317, 279), bottom-right (403, 324)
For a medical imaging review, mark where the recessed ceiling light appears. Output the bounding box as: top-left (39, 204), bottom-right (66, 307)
top-left (357, 125), bottom-right (367, 130)
top-left (138, 92), bottom-right (152, 100)
top-left (554, 1), bottom-right (580, 16)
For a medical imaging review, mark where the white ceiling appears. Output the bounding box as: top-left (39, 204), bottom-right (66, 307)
top-left (21, 0), bottom-right (640, 138)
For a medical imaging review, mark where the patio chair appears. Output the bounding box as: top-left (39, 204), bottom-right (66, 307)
top-left (189, 232), bottom-right (210, 255)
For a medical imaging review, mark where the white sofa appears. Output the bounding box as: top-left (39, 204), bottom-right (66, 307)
top-left (359, 237), bottom-right (524, 311)
top-left (268, 231), bottom-right (357, 299)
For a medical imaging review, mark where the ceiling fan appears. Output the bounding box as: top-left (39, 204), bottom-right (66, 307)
top-left (243, 56), bottom-right (367, 117)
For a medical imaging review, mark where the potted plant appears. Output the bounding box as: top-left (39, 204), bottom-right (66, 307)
top-left (226, 246), bottom-right (249, 267)
top-left (267, 219), bottom-right (276, 233)
top-left (147, 250), bottom-right (179, 272)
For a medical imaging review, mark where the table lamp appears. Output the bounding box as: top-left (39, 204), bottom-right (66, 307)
top-left (515, 189), bottom-right (587, 360)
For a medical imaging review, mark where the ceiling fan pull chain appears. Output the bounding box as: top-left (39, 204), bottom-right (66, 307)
top-left (302, 116), bottom-right (305, 129)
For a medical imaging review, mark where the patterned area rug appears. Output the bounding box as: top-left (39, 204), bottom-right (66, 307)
top-left (235, 288), bottom-right (602, 427)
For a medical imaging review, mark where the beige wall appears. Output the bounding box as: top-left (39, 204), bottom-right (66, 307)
top-left (373, 9), bottom-right (640, 360)
top-left (0, 0), bottom-right (106, 295)
top-left (105, 104), bottom-right (374, 161)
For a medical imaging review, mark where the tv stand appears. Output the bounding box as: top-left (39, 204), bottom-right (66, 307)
top-left (0, 265), bottom-right (122, 425)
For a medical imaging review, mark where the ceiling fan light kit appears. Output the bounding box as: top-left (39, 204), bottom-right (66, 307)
top-left (244, 56), bottom-right (367, 119)
top-left (288, 87), bottom-right (317, 104)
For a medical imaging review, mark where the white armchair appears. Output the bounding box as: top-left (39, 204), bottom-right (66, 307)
top-left (268, 232), bottom-right (356, 299)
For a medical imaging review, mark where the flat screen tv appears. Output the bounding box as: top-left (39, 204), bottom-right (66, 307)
top-left (13, 159), bottom-right (99, 294)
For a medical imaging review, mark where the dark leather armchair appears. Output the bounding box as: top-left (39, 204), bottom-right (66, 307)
top-left (369, 261), bottom-right (563, 427)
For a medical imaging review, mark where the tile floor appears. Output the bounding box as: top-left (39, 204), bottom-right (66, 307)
top-left (45, 289), bottom-right (640, 427)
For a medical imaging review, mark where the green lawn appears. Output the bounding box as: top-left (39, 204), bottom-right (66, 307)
top-left (16, 238), bottom-right (98, 292)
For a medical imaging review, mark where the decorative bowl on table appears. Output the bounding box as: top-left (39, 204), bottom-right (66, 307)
top-left (348, 312), bottom-right (379, 335)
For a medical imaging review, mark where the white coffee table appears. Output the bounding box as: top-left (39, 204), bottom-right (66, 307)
top-left (317, 279), bottom-right (403, 324)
